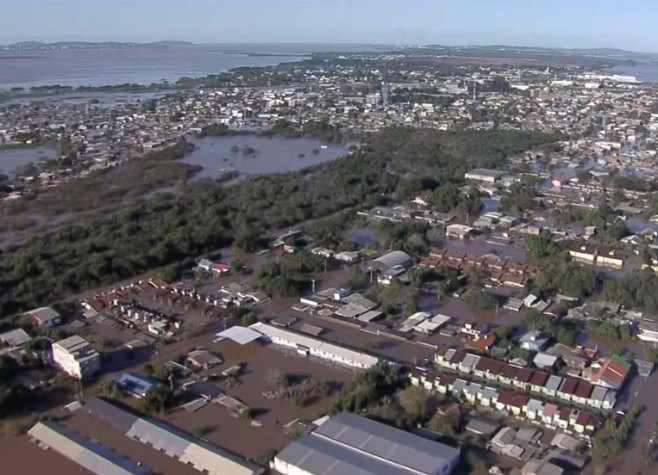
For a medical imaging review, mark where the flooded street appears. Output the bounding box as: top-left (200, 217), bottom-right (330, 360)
top-left (184, 136), bottom-right (348, 180)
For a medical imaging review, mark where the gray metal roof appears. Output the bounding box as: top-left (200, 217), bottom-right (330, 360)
top-left (28, 421), bottom-right (151, 475)
top-left (278, 432), bottom-right (414, 475)
top-left (301, 413), bottom-right (460, 475)
top-left (84, 397), bottom-right (139, 433)
top-left (85, 398), bottom-right (263, 475)
top-left (370, 251), bottom-right (412, 272)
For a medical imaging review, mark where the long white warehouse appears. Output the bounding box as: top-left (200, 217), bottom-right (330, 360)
top-left (250, 322), bottom-right (380, 369)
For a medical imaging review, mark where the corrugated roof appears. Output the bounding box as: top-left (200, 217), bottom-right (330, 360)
top-left (277, 413), bottom-right (460, 475)
top-left (28, 421), bottom-right (151, 475)
top-left (84, 398), bottom-right (139, 433)
top-left (85, 398), bottom-right (263, 475)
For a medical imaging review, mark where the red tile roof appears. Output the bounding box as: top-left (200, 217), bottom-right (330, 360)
top-left (530, 371), bottom-right (549, 387)
top-left (574, 382), bottom-right (594, 399)
top-left (466, 333), bottom-right (497, 352)
top-left (595, 356), bottom-right (631, 387)
top-left (439, 374), bottom-right (455, 385)
top-left (497, 390), bottom-right (515, 405)
top-left (514, 368), bottom-right (534, 383)
top-left (559, 378), bottom-right (578, 395)
top-left (559, 407), bottom-right (572, 421)
top-left (543, 403), bottom-right (559, 416)
top-left (451, 350), bottom-right (468, 364)
top-left (500, 365), bottom-right (519, 379)
top-left (575, 411), bottom-right (592, 426)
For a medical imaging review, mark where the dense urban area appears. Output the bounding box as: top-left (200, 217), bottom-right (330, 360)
top-left (3, 44), bottom-right (658, 475)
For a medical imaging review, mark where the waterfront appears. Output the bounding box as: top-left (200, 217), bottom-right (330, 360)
top-left (184, 136), bottom-right (349, 180)
top-left (0, 43), bottom-right (383, 90)
top-left (608, 64), bottom-right (658, 82)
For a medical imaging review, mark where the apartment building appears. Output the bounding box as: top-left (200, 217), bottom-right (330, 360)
top-left (51, 336), bottom-right (101, 379)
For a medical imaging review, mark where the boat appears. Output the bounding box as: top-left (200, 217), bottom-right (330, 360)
top-left (320, 145), bottom-right (328, 149)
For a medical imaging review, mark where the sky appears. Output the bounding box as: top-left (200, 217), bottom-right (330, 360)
top-left (1, 0), bottom-right (657, 52)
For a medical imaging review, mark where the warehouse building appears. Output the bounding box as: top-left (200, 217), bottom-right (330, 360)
top-left (273, 413), bottom-right (461, 475)
top-left (83, 397), bottom-right (264, 475)
top-left (369, 250), bottom-right (413, 273)
top-left (28, 421), bottom-right (152, 475)
top-left (250, 322), bottom-right (380, 369)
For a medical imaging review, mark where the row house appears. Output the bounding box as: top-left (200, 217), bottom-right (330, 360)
top-left (421, 248), bottom-right (537, 288)
top-left (434, 349), bottom-right (617, 410)
top-left (411, 369), bottom-right (601, 436)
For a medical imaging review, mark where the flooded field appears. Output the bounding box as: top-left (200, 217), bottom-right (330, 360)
top-left (184, 136), bottom-right (348, 180)
top-left (0, 145), bottom-right (54, 174)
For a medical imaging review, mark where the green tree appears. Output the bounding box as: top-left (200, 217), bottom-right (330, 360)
top-left (522, 308), bottom-right (556, 334)
top-left (404, 296), bottom-right (419, 316)
top-left (428, 412), bottom-right (461, 437)
top-left (428, 183), bottom-right (459, 213)
top-left (462, 289), bottom-right (498, 309)
top-left (241, 313), bottom-right (257, 327)
top-left (138, 385), bottom-right (172, 414)
top-left (399, 386), bottom-right (431, 423)
top-left (557, 327), bottom-right (578, 347)
top-left (100, 380), bottom-right (123, 399)
top-left (526, 230), bottom-right (558, 258)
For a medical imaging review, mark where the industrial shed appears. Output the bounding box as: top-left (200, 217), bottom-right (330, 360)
top-left (83, 398), bottom-right (264, 475)
top-left (273, 413), bottom-right (461, 475)
top-left (369, 251), bottom-right (413, 273)
top-left (250, 322), bottom-right (379, 369)
top-left (28, 421), bottom-right (152, 475)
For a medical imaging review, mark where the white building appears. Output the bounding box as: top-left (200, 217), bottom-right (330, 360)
top-left (51, 336), bottom-right (100, 379)
top-left (250, 322), bottom-right (379, 369)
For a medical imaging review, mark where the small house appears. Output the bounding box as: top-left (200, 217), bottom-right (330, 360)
top-left (27, 307), bottom-right (61, 328)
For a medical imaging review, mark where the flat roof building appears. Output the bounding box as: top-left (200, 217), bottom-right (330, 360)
top-left (52, 335), bottom-right (100, 379)
top-left (28, 421), bottom-right (152, 475)
top-left (273, 413), bottom-right (461, 475)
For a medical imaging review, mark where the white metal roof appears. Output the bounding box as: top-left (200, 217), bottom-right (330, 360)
top-left (28, 421), bottom-right (151, 475)
top-left (214, 326), bottom-right (263, 345)
top-left (250, 322), bottom-right (379, 368)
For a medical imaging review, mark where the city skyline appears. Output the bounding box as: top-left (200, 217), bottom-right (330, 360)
top-left (1, 0), bottom-right (658, 52)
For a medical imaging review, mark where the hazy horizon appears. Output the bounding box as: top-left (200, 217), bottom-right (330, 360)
top-left (2, 0), bottom-right (658, 53)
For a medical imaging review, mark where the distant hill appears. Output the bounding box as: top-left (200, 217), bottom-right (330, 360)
top-left (0, 41), bottom-right (195, 51)
top-left (416, 44), bottom-right (658, 60)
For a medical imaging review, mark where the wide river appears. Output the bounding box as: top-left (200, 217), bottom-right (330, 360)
top-left (0, 43), bottom-right (384, 89)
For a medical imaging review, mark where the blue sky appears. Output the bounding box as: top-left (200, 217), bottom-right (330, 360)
top-left (1, 0), bottom-right (656, 51)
